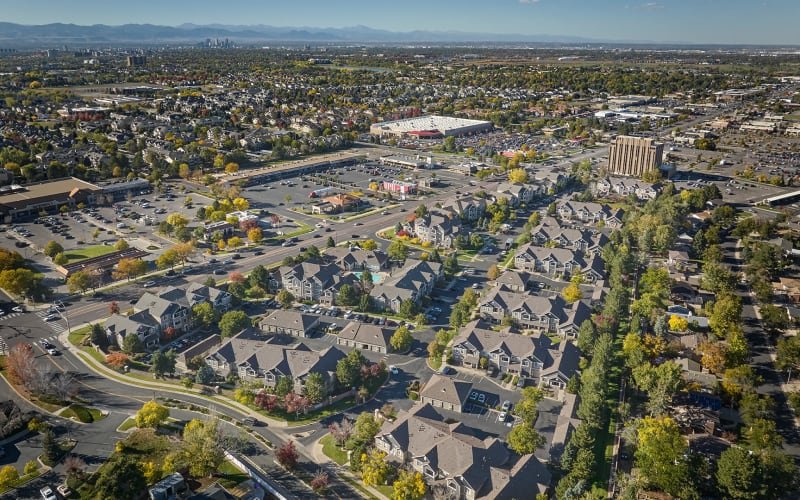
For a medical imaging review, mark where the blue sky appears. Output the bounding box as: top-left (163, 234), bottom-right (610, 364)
top-left (2, 0), bottom-right (796, 45)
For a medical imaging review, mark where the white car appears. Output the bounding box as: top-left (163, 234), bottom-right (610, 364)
top-left (44, 314), bottom-right (59, 321)
top-left (143, 280), bottom-right (156, 288)
top-left (389, 365), bottom-right (399, 375)
top-left (40, 486), bottom-right (57, 500)
top-left (11, 306), bottom-right (23, 313)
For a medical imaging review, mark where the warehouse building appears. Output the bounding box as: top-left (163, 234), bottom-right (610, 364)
top-left (369, 115), bottom-right (493, 139)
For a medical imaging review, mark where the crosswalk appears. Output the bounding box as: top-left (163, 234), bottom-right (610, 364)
top-left (0, 312), bottom-right (24, 322)
top-left (33, 310), bottom-right (67, 334)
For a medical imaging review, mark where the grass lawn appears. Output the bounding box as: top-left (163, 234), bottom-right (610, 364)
top-left (342, 476), bottom-right (379, 500)
top-left (375, 484), bottom-right (394, 497)
top-left (217, 460), bottom-right (249, 489)
top-left (68, 325), bottom-right (92, 346)
top-left (320, 434), bottom-right (349, 465)
top-left (64, 245), bottom-right (116, 263)
top-left (118, 418), bottom-right (137, 431)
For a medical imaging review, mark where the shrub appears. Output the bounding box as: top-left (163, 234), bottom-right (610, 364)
top-left (409, 392), bottom-right (419, 401)
top-left (69, 405), bottom-right (93, 423)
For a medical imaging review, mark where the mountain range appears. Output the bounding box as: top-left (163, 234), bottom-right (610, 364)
top-left (0, 22), bottom-right (602, 48)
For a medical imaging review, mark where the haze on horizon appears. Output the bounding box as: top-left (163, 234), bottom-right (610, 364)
top-left (2, 0), bottom-right (797, 46)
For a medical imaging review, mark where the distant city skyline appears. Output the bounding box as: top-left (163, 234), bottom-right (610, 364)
top-left (2, 0), bottom-right (797, 46)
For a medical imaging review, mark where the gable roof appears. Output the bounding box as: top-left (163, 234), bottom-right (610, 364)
top-left (259, 309), bottom-right (319, 332)
top-left (338, 321), bottom-right (394, 349)
top-left (420, 374), bottom-right (473, 407)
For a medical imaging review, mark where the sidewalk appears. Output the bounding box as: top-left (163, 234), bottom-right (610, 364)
top-left (309, 436), bottom-right (388, 500)
top-left (58, 325), bottom-right (287, 429)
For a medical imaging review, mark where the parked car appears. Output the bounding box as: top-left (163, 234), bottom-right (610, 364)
top-left (40, 486), bottom-right (57, 500)
top-left (440, 366), bottom-right (455, 376)
top-left (389, 365), bottom-right (399, 375)
top-left (143, 280), bottom-right (156, 288)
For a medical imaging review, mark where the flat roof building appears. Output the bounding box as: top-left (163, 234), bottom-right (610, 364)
top-left (0, 177), bottom-right (103, 222)
top-left (370, 115), bottom-right (493, 139)
top-left (607, 136), bottom-right (663, 178)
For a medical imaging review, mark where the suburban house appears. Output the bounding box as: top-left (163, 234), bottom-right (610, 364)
top-left (545, 393), bottom-right (582, 464)
top-left (204, 330), bottom-right (345, 395)
top-left (133, 291), bottom-right (192, 333)
top-left (440, 195), bottom-right (487, 223)
top-left (336, 321), bottom-right (395, 354)
top-left (259, 309), bottom-right (321, 338)
top-left (104, 311), bottom-right (160, 349)
top-left (556, 200), bottom-right (625, 227)
top-left (375, 404), bottom-right (551, 499)
top-left (370, 259), bottom-right (443, 313)
top-left (478, 287), bottom-right (593, 338)
top-left (324, 247), bottom-right (390, 272)
top-left (419, 374), bottom-right (473, 413)
top-left (405, 210), bottom-right (462, 248)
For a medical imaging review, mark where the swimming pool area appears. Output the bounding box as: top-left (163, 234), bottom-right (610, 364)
top-left (353, 271), bottom-right (385, 284)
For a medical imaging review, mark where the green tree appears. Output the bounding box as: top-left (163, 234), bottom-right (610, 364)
top-left (53, 252), bottom-right (68, 266)
top-left (122, 333), bottom-right (144, 354)
top-left (304, 372), bottom-right (327, 403)
top-left (0, 268), bottom-right (38, 296)
top-left (90, 323), bottom-right (109, 349)
top-left (182, 418), bottom-right (225, 477)
top-left (192, 302), bottom-right (221, 329)
top-left (398, 298), bottom-right (419, 319)
top-left (443, 254), bottom-right (460, 276)
top-left (716, 446), bottom-right (762, 500)
top-left (276, 289), bottom-right (295, 309)
top-left (327, 236), bottom-right (336, 248)
top-left (636, 415), bottom-right (692, 497)
top-left (390, 326), bottom-right (413, 352)
top-left (95, 457), bottom-right (146, 499)
top-left (337, 349), bottom-right (367, 389)
top-left (156, 248), bottom-right (179, 270)
top-left (388, 239), bottom-right (409, 262)
top-left (0, 465), bottom-right (19, 488)
top-left (66, 270), bottom-right (91, 293)
top-left (507, 423), bottom-right (544, 455)
top-left (218, 310), bottom-right (250, 338)
top-left (336, 284), bottom-right (358, 307)
top-left (135, 401), bottom-right (169, 428)
top-left (114, 239), bottom-right (130, 251)
top-left (43, 240), bottom-right (64, 258)
top-left (361, 449), bottom-right (393, 487)
top-left (195, 364), bottom-right (216, 385)
top-left (391, 469), bottom-right (427, 500)
top-left (150, 349), bottom-right (177, 378)
top-left (514, 387), bottom-right (545, 424)
top-left (275, 376), bottom-right (294, 397)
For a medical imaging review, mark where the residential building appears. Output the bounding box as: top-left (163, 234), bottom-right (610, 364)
top-left (104, 311), bottom-right (160, 349)
top-left (419, 374), bottom-right (473, 413)
top-left (157, 283), bottom-right (232, 313)
top-left (478, 287), bottom-right (593, 338)
top-left (324, 247), bottom-right (389, 272)
top-left (514, 244), bottom-right (605, 282)
top-left (593, 176), bottom-right (661, 200)
top-left (607, 135), bottom-right (664, 177)
top-left (375, 404), bottom-right (551, 499)
top-left (259, 310), bottom-right (320, 338)
top-left (133, 291), bottom-right (191, 333)
top-left (440, 196), bottom-right (487, 223)
top-left (204, 330), bottom-right (344, 395)
top-left (274, 262), bottom-right (340, 302)
top-left (529, 219), bottom-right (608, 256)
top-left (405, 210), bottom-right (461, 248)
top-left (336, 321), bottom-right (394, 354)
top-left (370, 259), bottom-right (443, 313)
top-left (556, 201), bottom-right (625, 227)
